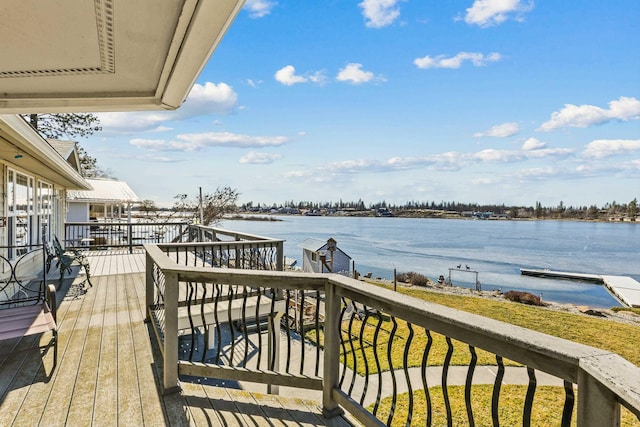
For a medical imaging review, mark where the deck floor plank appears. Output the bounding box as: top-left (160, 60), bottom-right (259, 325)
top-left (254, 392), bottom-right (308, 427)
top-left (180, 382), bottom-right (223, 427)
top-left (227, 388), bottom-right (275, 427)
top-left (116, 273), bottom-right (144, 426)
top-left (202, 385), bottom-right (250, 427)
top-left (0, 335), bottom-right (42, 426)
top-left (92, 272), bottom-right (119, 426)
top-left (126, 272), bottom-right (167, 426)
top-left (33, 280), bottom-right (98, 426)
top-left (65, 268), bottom-right (107, 426)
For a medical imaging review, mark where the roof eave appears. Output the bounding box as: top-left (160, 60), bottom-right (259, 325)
top-left (0, 115), bottom-right (91, 189)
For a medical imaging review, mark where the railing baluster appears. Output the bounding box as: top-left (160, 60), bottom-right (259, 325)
top-left (403, 322), bottom-right (415, 427)
top-left (347, 300), bottom-right (359, 396)
top-left (422, 329), bottom-right (433, 427)
top-left (285, 289), bottom-right (292, 373)
top-left (227, 285), bottom-right (235, 364)
top-left (465, 345), bottom-right (478, 427)
top-left (523, 367), bottom-right (537, 427)
top-left (371, 309), bottom-right (384, 416)
top-left (385, 316), bottom-right (399, 427)
top-left (300, 290), bottom-right (306, 374)
top-left (561, 380), bottom-right (575, 427)
top-left (214, 284), bottom-right (222, 364)
top-left (186, 282), bottom-right (196, 361)
top-left (255, 287), bottom-right (263, 370)
top-left (269, 288), bottom-right (277, 372)
top-left (200, 283), bottom-right (209, 363)
top-left (241, 286), bottom-right (249, 367)
top-left (315, 290), bottom-right (321, 377)
top-left (358, 305), bottom-right (371, 406)
top-left (339, 296), bottom-right (349, 388)
top-left (442, 336), bottom-right (454, 427)
top-left (491, 355), bottom-right (505, 427)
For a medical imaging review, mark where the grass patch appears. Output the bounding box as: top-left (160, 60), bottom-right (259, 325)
top-left (337, 316), bottom-right (519, 375)
top-left (612, 306), bottom-right (640, 316)
top-left (370, 385), bottom-right (640, 426)
top-left (306, 311), bottom-right (519, 375)
top-left (368, 282), bottom-right (640, 366)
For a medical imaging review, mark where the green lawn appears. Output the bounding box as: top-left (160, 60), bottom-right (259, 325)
top-left (366, 282), bottom-right (640, 367)
top-left (371, 385), bottom-right (640, 426)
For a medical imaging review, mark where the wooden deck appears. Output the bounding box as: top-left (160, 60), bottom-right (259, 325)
top-left (0, 251), bottom-right (352, 426)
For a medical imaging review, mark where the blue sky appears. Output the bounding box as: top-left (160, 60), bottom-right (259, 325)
top-left (86, 0), bottom-right (639, 208)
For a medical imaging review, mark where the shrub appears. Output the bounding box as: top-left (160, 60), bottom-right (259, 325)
top-left (503, 290), bottom-right (546, 306)
top-left (397, 271), bottom-right (429, 287)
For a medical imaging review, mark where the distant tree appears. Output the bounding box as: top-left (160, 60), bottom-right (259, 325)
top-left (139, 200), bottom-right (158, 217)
top-left (173, 187), bottom-right (239, 226)
top-left (77, 145), bottom-right (113, 178)
top-left (24, 113), bottom-right (101, 139)
top-left (535, 201), bottom-right (543, 218)
top-left (628, 198), bottom-right (638, 218)
top-left (587, 205), bottom-right (600, 220)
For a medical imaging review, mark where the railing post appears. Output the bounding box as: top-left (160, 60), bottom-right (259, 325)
top-left (145, 250), bottom-right (154, 323)
top-left (322, 278), bottom-right (344, 418)
top-left (276, 241), bottom-right (284, 271)
top-left (577, 368), bottom-right (620, 426)
top-left (163, 271), bottom-right (180, 394)
top-left (128, 223), bottom-right (133, 253)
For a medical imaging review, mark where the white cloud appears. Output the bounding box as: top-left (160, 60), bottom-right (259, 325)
top-left (274, 65), bottom-right (327, 86)
top-left (514, 167), bottom-right (560, 179)
top-left (521, 137), bottom-right (546, 151)
top-left (176, 82), bottom-right (238, 118)
top-left (309, 70), bottom-right (328, 84)
top-left (274, 65), bottom-right (308, 86)
top-left (474, 122), bottom-right (519, 137)
top-left (239, 151), bottom-right (282, 164)
top-left (129, 139), bottom-right (168, 150)
top-left (359, 0), bottom-right (402, 28)
top-left (98, 82), bottom-right (238, 134)
top-left (582, 139), bottom-right (640, 159)
top-left (473, 149), bottom-right (523, 162)
top-left (414, 52), bottom-right (501, 69)
top-left (130, 132), bottom-right (289, 152)
top-left (538, 96), bottom-right (640, 131)
top-left (336, 63), bottom-right (384, 84)
top-left (464, 0), bottom-right (534, 28)
top-left (244, 0), bottom-right (276, 18)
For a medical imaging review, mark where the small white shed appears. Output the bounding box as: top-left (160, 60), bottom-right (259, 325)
top-left (301, 238), bottom-right (352, 275)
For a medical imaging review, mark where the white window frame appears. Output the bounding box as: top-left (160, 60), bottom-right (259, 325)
top-left (7, 168), bottom-right (53, 257)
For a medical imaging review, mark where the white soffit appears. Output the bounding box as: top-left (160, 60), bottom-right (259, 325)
top-left (0, 0), bottom-right (244, 113)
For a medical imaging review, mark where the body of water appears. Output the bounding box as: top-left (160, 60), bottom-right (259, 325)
top-left (219, 216), bottom-right (640, 308)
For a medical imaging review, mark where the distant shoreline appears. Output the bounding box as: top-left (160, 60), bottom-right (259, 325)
top-left (228, 211), bottom-right (637, 224)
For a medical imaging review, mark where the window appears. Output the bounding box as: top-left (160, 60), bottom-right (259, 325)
top-left (38, 181), bottom-right (53, 243)
top-left (7, 169), bottom-right (53, 256)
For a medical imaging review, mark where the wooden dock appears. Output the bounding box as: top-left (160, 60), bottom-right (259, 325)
top-left (520, 268), bottom-right (640, 308)
top-left (601, 275), bottom-right (640, 309)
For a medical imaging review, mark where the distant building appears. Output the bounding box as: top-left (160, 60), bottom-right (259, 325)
top-left (66, 178), bottom-right (140, 223)
top-left (301, 238), bottom-right (352, 275)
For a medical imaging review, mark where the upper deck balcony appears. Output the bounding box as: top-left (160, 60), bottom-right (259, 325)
top-left (1, 223), bottom-right (639, 426)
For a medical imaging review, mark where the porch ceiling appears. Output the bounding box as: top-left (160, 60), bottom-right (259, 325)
top-left (0, 0), bottom-right (244, 113)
